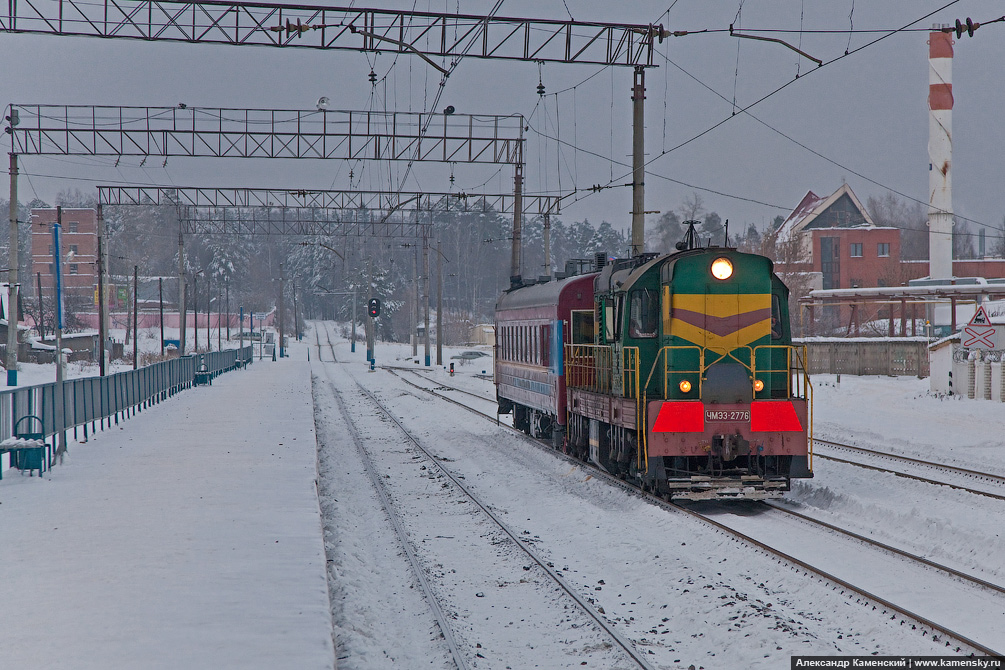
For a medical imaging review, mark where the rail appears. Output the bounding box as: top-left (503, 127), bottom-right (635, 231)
top-left (0, 347), bottom-right (254, 446)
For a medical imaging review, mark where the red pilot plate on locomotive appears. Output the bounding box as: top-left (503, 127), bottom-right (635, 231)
top-left (652, 401), bottom-right (704, 433)
top-left (750, 400), bottom-right (803, 432)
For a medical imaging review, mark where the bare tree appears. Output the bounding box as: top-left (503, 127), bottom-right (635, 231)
top-left (678, 191), bottom-right (705, 222)
top-left (867, 192), bottom-right (927, 260)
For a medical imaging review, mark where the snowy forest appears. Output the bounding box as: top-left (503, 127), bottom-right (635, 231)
top-left (1, 188), bottom-right (997, 345)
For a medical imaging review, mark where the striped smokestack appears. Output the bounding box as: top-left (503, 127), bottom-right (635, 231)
top-left (928, 28), bottom-right (954, 279)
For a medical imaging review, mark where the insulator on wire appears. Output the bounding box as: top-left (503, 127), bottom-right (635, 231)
top-left (368, 69), bottom-right (377, 85)
top-left (954, 18), bottom-right (979, 38)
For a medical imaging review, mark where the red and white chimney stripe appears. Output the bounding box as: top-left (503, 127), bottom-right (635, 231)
top-left (928, 30), bottom-right (954, 280)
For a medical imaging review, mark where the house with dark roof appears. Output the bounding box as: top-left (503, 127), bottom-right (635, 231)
top-left (776, 184), bottom-right (900, 290)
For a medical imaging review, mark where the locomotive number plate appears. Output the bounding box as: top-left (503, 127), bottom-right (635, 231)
top-left (704, 410), bottom-right (749, 422)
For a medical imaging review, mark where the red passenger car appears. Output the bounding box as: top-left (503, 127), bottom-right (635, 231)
top-left (494, 272), bottom-right (597, 446)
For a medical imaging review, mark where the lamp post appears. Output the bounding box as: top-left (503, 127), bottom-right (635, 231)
top-left (52, 208), bottom-right (67, 459)
top-left (192, 269), bottom-right (204, 353)
top-left (431, 240), bottom-right (450, 367)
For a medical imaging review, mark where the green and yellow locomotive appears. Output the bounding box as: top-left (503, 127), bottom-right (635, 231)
top-left (563, 227), bottom-right (813, 500)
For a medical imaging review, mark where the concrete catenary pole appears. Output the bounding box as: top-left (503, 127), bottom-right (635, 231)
top-left (132, 266), bottom-right (138, 369)
top-left (366, 255), bottom-right (374, 362)
top-left (928, 28), bottom-right (954, 280)
top-left (159, 277), bottom-right (164, 356)
top-left (436, 238), bottom-right (443, 367)
top-left (543, 212), bottom-right (551, 278)
top-left (96, 204), bottom-right (109, 371)
top-left (278, 263), bottom-right (285, 358)
top-left (631, 66), bottom-right (646, 257)
top-left (178, 222), bottom-right (186, 354)
top-left (411, 246), bottom-right (418, 357)
top-left (423, 231), bottom-right (431, 367)
top-left (510, 124), bottom-right (524, 288)
top-left (97, 205), bottom-right (107, 375)
top-left (7, 152), bottom-right (18, 386)
top-left (53, 209), bottom-right (65, 458)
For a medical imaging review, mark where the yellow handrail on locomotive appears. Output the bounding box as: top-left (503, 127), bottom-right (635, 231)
top-left (751, 344), bottom-right (814, 470)
top-left (751, 344), bottom-right (811, 400)
top-left (620, 346), bottom-right (644, 472)
top-left (702, 345), bottom-right (755, 374)
top-left (565, 343), bottom-right (614, 394)
top-left (642, 345), bottom-right (705, 399)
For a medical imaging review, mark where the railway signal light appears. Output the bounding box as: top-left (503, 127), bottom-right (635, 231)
top-left (368, 298), bottom-right (381, 318)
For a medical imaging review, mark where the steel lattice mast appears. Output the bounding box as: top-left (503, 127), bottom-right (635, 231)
top-left (0, 0), bottom-right (665, 67)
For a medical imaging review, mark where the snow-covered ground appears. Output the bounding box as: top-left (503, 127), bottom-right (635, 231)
top-left (0, 348), bottom-right (333, 670)
top-left (3, 322), bottom-right (1003, 668)
top-left (316, 329), bottom-right (1005, 665)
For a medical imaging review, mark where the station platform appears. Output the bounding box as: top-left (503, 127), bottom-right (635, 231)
top-left (0, 357), bottom-right (333, 670)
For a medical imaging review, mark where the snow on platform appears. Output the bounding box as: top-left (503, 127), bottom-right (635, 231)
top-left (0, 359), bottom-right (333, 670)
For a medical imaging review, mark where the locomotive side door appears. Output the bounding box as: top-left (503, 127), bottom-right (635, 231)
top-left (610, 294), bottom-right (625, 396)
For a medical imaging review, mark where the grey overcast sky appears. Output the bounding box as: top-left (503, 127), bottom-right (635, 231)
top-left (1, 0), bottom-right (1003, 247)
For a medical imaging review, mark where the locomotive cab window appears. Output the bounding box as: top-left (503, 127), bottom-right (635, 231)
top-left (603, 299), bottom-right (616, 342)
top-left (628, 288), bottom-right (659, 339)
top-left (771, 294), bottom-right (783, 340)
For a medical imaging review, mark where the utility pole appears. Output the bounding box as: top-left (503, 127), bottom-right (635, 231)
top-left (7, 152), bottom-right (18, 386)
top-left (436, 238), bottom-right (443, 367)
top-left (97, 209), bottom-right (106, 375)
top-left (36, 272), bottom-right (43, 340)
top-left (217, 284), bottom-right (222, 350)
top-left (225, 280), bottom-right (230, 341)
top-left (630, 65), bottom-right (646, 257)
top-left (292, 281), bottom-right (299, 342)
top-left (193, 272), bottom-right (198, 353)
top-left (510, 143), bottom-right (524, 287)
top-left (159, 277), bottom-right (164, 356)
top-left (543, 212), bottom-right (552, 278)
top-left (206, 275), bottom-right (211, 352)
top-left (366, 255), bottom-right (374, 362)
top-left (350, 286), bottom-right (357, 354)
top-left (278, 263), bottom-right (285, 358)
top-left (97, 203), bottom-right (109, 372)
top-left (423, 232), bottom-right (430, 367)
top-left (178, 223), bottom-right (186, 355)
top-left (53, 209), bottom-right (65, 459)
top-left (411, 246), bottom-right (418, 357)
top-left (132, 265), bottom-right (138, 369)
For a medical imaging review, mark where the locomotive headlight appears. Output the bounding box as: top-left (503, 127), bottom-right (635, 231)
top-left (753, 379), bottom-right (764, 392)
top-left (711, 257), bottom-right (733, 280)
top-left (679, 380), bottom-right (692, 393)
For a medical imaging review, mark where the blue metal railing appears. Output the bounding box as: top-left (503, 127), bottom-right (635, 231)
top-left (0, 346), bottom-right (254, 444)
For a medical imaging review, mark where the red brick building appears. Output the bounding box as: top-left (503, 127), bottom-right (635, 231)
top-left (775, 184), bottom-right (901, 288)
top-left (809, 226), bottom-right (901, 289)
top-left (30, 208), bottom-right (99, 301)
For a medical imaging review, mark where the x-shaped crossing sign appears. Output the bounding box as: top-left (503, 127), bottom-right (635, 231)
top-left (963, 325), bottom-right (997, 348)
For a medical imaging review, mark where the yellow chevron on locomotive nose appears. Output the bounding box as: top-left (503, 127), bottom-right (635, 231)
top-left (666, 292), bottom-right (772, 349)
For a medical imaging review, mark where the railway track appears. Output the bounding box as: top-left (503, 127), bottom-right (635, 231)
top-left (387, 366), bottom-right (1002, 656)
top-left (314, 324), bottom-right (658, 670)
top-left (814, 439), bottom-right (1005, 501)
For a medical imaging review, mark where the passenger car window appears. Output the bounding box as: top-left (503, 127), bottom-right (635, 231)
top-left (570, 310), bottom-right (595, 345)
